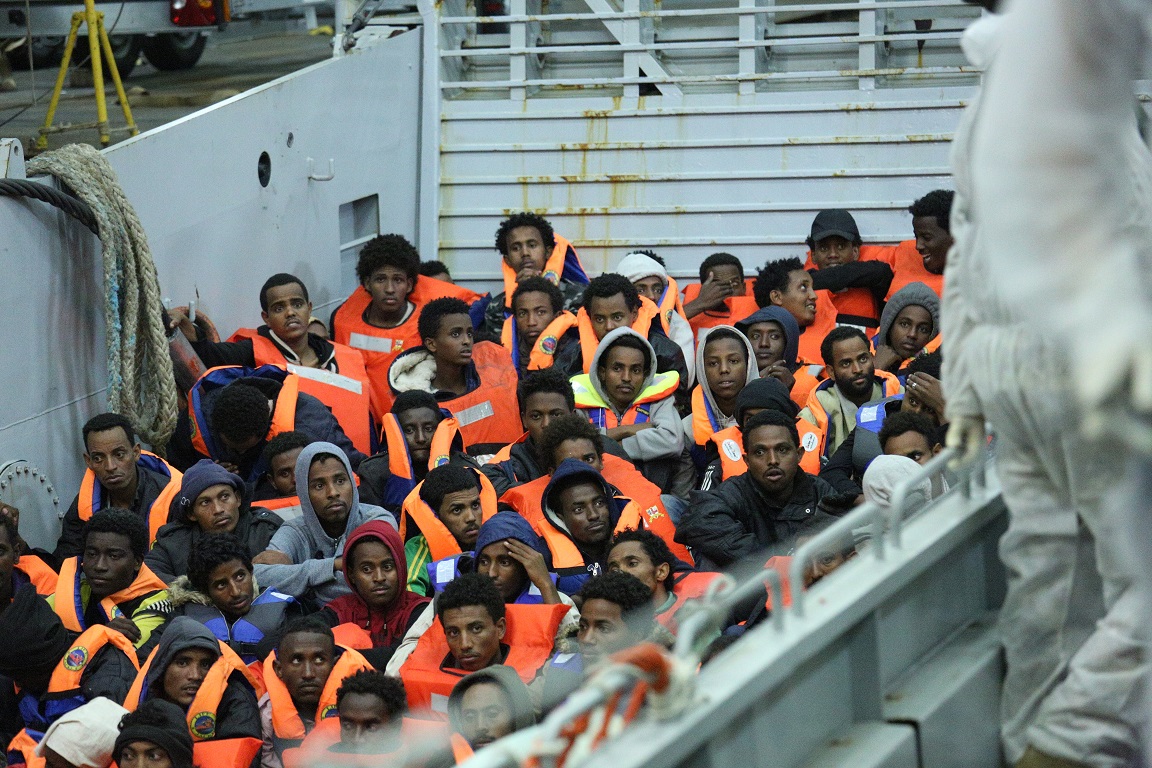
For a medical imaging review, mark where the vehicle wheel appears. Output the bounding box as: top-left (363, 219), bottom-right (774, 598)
top-left (6, 37), bottom-right (66, 70)
top-left (80, 34), bottom-right (144, 77)
top-left (142, 32), bottom-right (206, 71)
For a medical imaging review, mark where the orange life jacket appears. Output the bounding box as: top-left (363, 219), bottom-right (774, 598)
top-left (657, 571), bottom-right (725, 632)
top-left (188, 365), bottom-right (300, 465)
top-left (331, 623), bottom-right (375, 650)
top-left (655, 275), bottom-right (688, 328)
top-left (400, 603), bottom-right (568, 719)
top-left (790, 364), bottom-right (826, 409)
top-left (762, 555), bottom-right (794, 611)
top-left (682, 279), bottom-right (760, 336)
top-left (6, 626), bottom-right (140, 768)
top-left (500, 234), bottom-right (587, 309)
top-left (707, 420), bottom-right (822, 480)
top-left (77, 451), bottom-right (182, 545)
top-left (281, 714), bottom-right (450, 768)
top-left (451, 732), bottom-right (475, 763)
top-left (15, 556), bottom-right (57, 596)
top-left (230, 330), bottom-right (373, 456)
top-left (803, 244), bottom-right (896, 329)
top-left (398, 468), bottom-right (498, 562)
top-left (263, 646), bottom-right (374, 753)
top-left (498, 454), bottom-right (692, 566)
top-left (379, 415), bottom-right (463, 481)
top-left (885, 239), bottom-right (944, 301)
top-left (802, 369), bottom-right (903, 460)
top-left (796, 291), bottom-right (840, 366)
top-left (259, 495), bottom-right (303, 519)
top-left (124, 640), bottom-right (265, 767)
top-left (689, 385), bottom-right (738, 447)
top-left (571, 370), bottom-right (679, 431)
top-left (520, 312), bottom-right (580, 371)
top-left (433, 342), bottom-right (522, 455)
top-left (536, 498), bottom-right (642, 571)
top-left (573, 298), bottom-right (664, 375)
top-left (53, 557), bottom-right (168, 634)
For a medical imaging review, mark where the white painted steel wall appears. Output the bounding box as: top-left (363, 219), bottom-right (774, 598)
top-left (437, 87), bottom-right (971, 287)
top-left (0, 31), bottom-right (423, 522)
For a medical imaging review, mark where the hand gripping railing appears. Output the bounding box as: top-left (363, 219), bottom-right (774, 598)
top-left (456, 441), bottom-right (989, 768)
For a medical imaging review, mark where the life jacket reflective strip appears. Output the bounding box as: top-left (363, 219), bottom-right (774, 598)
top-left (803, 245), bottom-right (895, 329)
top-left (571, 370), bottom-right (679, 430)
top-left (5, 626), bottom-right (141, 768)
top-left (795, 291), bottom-right (840, 366)
top-left (525, 312), bottom-right (579, 371)
top-left (500, 234), bottom-right (588, 310)
top-left (188, 365), bottom-right (299, 462)
top-left (538, 499), bottom-right (641, 571)
top-left (689, 386), bottom-right (725, 447)
top-left (53, 558), bottom-right (168, 633)
top-left (451, 732), bottom-right (475, 763)
top-left (884, 240), bottom-right (944, 301)
top-left (433, 342), bottom-right (522, 455)
top-left (574, 298), bottom-right (663, 375)
top-left (331, 623), bottom-right (374, 650)
top-left (332, 289), bottom-right (418, 422)
top-left (398, 468), bottom-right (498, 563)
top-left (801, 370), bottom-right (902, 461)
top-left (231, 330), bottom-right (373, 456)
top-left (77, 451), bottom-right (182, 544)
top-left (15, 556), bottom-right (57, 596)
top-left (790, 364), bottom-right (825, 409)
top-left (264, 647), bottom-right (373, 744)
top-left (400, 603), bottom-right (568, 718)
top-left (657, 571), bottom-right (724, 631)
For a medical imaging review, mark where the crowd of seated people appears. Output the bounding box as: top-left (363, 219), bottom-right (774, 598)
top-left (2, 194), bottom-right (952, 765)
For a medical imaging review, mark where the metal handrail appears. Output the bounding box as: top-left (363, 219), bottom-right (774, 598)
top-left (885, 445), bottom-right (958, 546)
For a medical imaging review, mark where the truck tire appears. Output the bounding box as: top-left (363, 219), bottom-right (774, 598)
top-left (6, 37), bottom-right (66, 70)
top-left (80, 34), bottom-right (144, 77)
top-left (142, 33), bottom-right (207, 71)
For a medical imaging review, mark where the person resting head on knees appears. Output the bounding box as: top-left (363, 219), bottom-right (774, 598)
top-left (753, 258), bottom-right (817, 329)
top-left (259, 431), bottom-right (313, 500)
top-left (210, 381), bottom-right (276, 468)
top-left (878, 411), bottom-right (943, 467)
top-left (35, 696), bottom-right (128, 768)
top-left (510, 277), bottom-right (564, 362)
top-left (437, 573), bottom-right (508, 673)
top-left (114, 699), bottom-right (195, 768)
top-left (418, 260), bottom-right (454, 284)
top-left (606, 529), bottom-right (676, 611)
top-left (908, 190), bottom-right (955, 276)
top-left (576, 571), bottom-right (657, 668)
top-left (333, 670), bottom-right (408, 754)
top-left (448, 666), bottom-right (536, 753)
top-left (474, 511), bottom-right (561, 605)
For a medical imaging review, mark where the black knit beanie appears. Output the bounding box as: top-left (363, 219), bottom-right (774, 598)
top-left (114, 699), bottom-right (195, 768)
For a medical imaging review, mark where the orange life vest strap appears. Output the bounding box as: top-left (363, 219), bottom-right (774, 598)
top-left (332, 623), bottom-right (374, 650)
top-left (501, 234), bottom-right (582, 308)
top-left (708, 425), bottom-right (748, 481)
top-left (16, 556), bottom-right (58, 596)
top-left (398, 468), bottom-right (498, 562)
top-left (526, 312), bottom-right (578, 371)
top-left (54, 559), bottom-right (168, 633)
top-left (690, 386), bottom-right (720, 446)
top-left (265, 647), bottom-right (373, 740)
top-left (539, 499), bottom-right (641, 570)
top-left (77, 451), bottom-right (181, 544)
top-left (49, 625), bottom-right (141, 693)
top-left (574, 298), bottom-right (661, 375)
top-left (380, 413), bottom-right (416, 482)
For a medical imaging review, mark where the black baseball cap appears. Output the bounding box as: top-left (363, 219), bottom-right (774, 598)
top-left (808, 209), bottom-right (861, 245)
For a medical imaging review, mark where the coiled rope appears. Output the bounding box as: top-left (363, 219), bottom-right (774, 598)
top-left (27, 144), bottom-right (179, 450)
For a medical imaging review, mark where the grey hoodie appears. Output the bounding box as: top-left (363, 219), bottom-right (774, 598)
top-left (447, 665), bottom-right (536, 746)
top-left (254, 442), bottom-right (396, 607)
top-left (877, 282), bottom-right (940, 351)
top-left (578, 327), bottom-right (684, 462)
top-left (682, 325), bottom-right (759, 442)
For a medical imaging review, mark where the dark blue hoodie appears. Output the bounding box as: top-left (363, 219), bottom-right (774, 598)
top-left (735, 306), bottom-right (800, 368)
top-left (539, 460), bottom-right (628, 595)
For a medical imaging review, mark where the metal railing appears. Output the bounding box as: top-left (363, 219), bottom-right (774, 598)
top-left (453, 443), bottom-right (1002, 768)
top-left (419, 0), bottom-right (981, 100)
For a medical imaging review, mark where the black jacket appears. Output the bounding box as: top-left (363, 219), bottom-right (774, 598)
top-left (167, 376), bottom-right (366, 479)
top-left (145, 507), bottom-right (284, 584)
top-left (54, 463), bottom-right (174, 563)
top-left (676, 471), bottom-right (838, 569)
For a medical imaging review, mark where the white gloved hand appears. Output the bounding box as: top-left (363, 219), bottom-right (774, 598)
top-left (946, 416), bottom-right (986, 469)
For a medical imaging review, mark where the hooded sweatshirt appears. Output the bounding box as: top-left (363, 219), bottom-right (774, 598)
top-left (255, 443), bottom-right (396, 608)
top-left (539, 460), bottom-right (627, 594)
top-left (472, 511), bottom-right (556, 603)
top-left (146, 460), bottom-right (284, 584)
top-left (574, 327), bottom-right (684, 463)
top-left (135, 616), bottom-right (261, 741)
top-left (683, 325), bottom-right (759, 445)
top-left (876, 282), bottom-right (940, 355)
top-left (447, 665), bottom-right (536, 749)
top-left (321, 521), bottom-right (430, 649)
top-left (734, 306), bottom-right (801, 370)
top-left (615, 252), bottom-right (696, 386)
